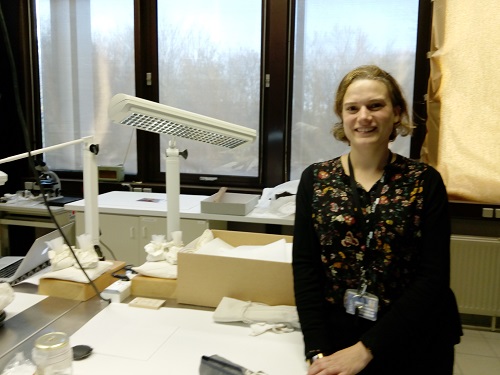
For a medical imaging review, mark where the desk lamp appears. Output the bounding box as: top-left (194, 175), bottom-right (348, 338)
top-left (108, 93), bottom-right (257, 240)
top-left (0, 137), bottom-right (100, 250)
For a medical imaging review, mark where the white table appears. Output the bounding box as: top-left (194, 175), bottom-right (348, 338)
top-left (64, 191), bottom-right (295, 226)
top-left (70, 303), bottom-right (306, 375)
top-left (1, 294), bottom-right (306, 374)
top-left (64, 192), bottom-right (294, 265)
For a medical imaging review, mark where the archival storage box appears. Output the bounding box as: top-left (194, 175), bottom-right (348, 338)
top-left (130, 275), bottom-right (177, 300)
top-left (177, 230), bottom-right (294, 308)
top-left (200, 193), bottom-right (260, 216)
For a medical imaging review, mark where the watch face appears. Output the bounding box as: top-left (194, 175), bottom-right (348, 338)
top-left (72, 345), bottom-right (93, 360)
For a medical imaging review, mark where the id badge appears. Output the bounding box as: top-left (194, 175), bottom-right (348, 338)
top-left (344, 289), bottom-right (379, 321)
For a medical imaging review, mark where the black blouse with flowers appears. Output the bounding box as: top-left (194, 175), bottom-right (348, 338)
top-left (313, 154), bottom-right (425, 310)
top-left (292, 153), bottom-right (462, 358)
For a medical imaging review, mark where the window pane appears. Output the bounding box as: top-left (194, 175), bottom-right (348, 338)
top-left (291, 0), bottom-right (419, 180)
top-left (36, 0), bottom-right (136, 173)
top-left (157, 0), bottom-right (261, 177)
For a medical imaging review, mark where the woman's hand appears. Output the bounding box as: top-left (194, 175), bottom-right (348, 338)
top-left (307, 341), bottom-right (373, 375)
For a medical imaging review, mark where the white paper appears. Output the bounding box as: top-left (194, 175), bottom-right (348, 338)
top-left (3, 292), bottom-right (47, 321)
top-left (70, 303), bottom-right (306, 375)
top-left (196, 238), bottom-right (292, 263)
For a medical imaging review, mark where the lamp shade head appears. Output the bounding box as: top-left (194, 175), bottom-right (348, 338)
top-left (108, 94), bottom-right (256, 149)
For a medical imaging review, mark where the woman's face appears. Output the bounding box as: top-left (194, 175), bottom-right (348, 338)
top-left (341, 79), bottom-right (400, 149)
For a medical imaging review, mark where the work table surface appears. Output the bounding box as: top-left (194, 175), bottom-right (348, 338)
top-left (65, 191), bottom-right (295, 226)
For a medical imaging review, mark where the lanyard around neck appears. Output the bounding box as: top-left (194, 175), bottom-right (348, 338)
top-left (347, 151), bottom-right (392, 249)
top-left (347, 151), bottom-right (392, 287)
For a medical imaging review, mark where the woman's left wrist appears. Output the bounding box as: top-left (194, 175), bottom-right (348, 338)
top-left (359, 341), bottom-right (374, 361)
top-left (305, 349), bottom-right (324, 365)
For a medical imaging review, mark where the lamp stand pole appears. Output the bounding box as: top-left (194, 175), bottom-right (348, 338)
top-left (165, 140), bottom-right (182, 241)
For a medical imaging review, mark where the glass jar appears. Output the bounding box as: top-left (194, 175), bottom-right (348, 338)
top-left (32, 332), bottom-right (73, 375)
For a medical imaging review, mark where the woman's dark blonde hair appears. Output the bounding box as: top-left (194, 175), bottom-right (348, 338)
top-left (332, 65), bottom-right (413, 143)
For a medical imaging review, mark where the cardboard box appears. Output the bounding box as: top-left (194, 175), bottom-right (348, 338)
top-left (131, 275), bottom-right (177, 299)
top-left (200, 193), bottom-right (260, 216)
top-left (177, 230), bottom-right (294, 308)
top-left (38, 261), bottom-right (126, 301)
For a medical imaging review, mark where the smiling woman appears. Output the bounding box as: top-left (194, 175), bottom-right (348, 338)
top-left (341, 80), bottom-right (399, 156)
top-left (292, 65), bottom-right (462, 375)
top-left (332, 65), bottom-right (413, 146)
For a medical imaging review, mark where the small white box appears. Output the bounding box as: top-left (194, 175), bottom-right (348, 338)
top-left (200, 193), bottom-right (259, 216)
top-left (101, 280), bottom-right (131, 303)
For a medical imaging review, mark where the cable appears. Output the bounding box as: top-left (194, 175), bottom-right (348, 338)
top-left (122, 127), bottom-right (135, 167)
top-left (0, 3), bottom-right (110, 303)
top-left (98, 239), bottom-right (118, 261)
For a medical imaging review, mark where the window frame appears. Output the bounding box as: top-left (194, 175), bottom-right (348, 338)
top-left (14, 0), bottom-right (432, 196)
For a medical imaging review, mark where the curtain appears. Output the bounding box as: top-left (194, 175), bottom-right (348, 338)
top-left (37, 0), bottom-right (136, 173)
top-left (422, 0), bottom-right (500, 203)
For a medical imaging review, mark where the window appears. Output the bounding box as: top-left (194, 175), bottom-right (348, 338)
top-left (36, 0), bottom-right (136, 173)
top-left (33, 0), bottom-right (428, 191)
top-left (290, 0), bottom-right (420, 180)
top-left (157, 0), bottom-right (261, 177)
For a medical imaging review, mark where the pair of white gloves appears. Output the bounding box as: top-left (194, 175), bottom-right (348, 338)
top-left (213, 296), bottom-right (300, 336)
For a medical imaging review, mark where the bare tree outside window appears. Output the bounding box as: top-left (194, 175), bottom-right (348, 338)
top-left (157, 0), bottom-right (261, 177)
top-left (36, 0), bottom-right (136, 173)
top-left (291, 0), bottom-right (419, 180)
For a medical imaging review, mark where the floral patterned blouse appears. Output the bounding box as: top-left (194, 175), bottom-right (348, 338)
top-left (312, 154), bottom-right (425, 310)
top-left (292, 153), bottom-right (462, 358)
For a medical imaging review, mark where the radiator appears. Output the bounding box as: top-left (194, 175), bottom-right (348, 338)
top-left (450, 235), bottom-right (500, 316)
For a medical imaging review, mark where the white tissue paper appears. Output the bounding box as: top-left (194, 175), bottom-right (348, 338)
top-left (252, 180), bottom-right (299, 218)
top-left (131, 231), bottom-right (185, 278)
top-left (181, 229), bottom-right (216, 253)
top-left (46, 237), bottom-right (75, 271)
top-left (0, 352), bottom-right (36, 375)
top-left (40, 261), bottom-right (113, 283)
top-left (73, 233), bottom-right (99, 269)
top-left (131, 261), bottom-right (178, 279)
top-left (195, 238), bottom-right (292, 263)
top-left (213, 296), bottom-right (300, 336)
top-left (191, 237), bottom-right (235, 256)
top-left (0, 283), bottom-right (15, 311)
top-left (164, 231), bottom-right (184, 265)
top-left (145, 234), bottom-right (168, 262)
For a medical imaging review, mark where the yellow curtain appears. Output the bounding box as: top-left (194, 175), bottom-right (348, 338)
top-left (422, 0), bottom-right (500, 203)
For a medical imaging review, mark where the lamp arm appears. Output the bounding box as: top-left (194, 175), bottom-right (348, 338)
top-left (0, 138), bottom-right (93, 164)
top-left (0, 136), bottom-right (100, 247)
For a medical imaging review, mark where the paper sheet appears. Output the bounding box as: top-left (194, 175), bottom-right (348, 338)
top-left (195, 238), bottom-right (292, 263)
top-left (3, 292), bottom-right (47, 321)
top-left (70, 303), bottom-right (305, 375)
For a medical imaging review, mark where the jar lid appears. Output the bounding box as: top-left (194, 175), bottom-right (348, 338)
top-left (35, 332), bottom-right (69, 350)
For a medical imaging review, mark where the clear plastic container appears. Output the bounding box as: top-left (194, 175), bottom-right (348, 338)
top-left (32, 332), bottom-right (73, 375)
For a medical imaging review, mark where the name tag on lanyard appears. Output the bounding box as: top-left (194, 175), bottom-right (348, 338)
top-left (344, 288), bottom-right (379, 321)
top-left (342, 152), bottom-right (391, 321)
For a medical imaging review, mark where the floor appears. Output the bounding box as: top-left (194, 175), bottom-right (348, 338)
top-left (454, 328), bottom-right (500, 375)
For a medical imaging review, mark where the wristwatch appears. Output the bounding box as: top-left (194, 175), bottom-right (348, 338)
top-left (305, 350), bottom-right (324, 366)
